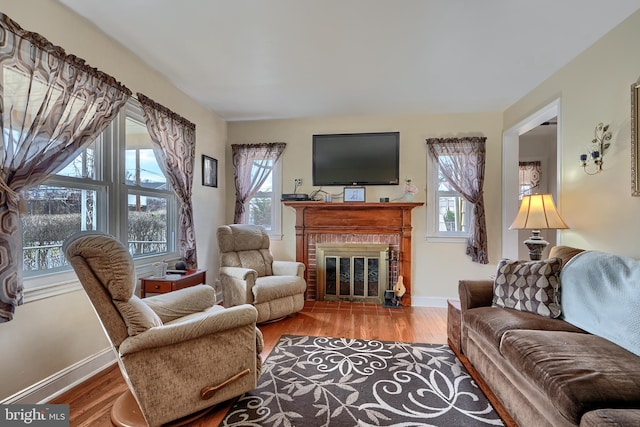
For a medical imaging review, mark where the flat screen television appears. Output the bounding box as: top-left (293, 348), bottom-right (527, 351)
top-left (312, 132), bottom-right (400, 186)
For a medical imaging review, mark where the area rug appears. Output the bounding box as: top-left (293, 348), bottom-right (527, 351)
top-left (221, 335), bottom-right (504, 426)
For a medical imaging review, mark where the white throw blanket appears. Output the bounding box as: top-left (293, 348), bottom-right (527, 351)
top-left (561, 250), bottom-right (640, 357)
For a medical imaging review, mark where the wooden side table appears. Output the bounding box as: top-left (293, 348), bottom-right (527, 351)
top-left (140, 269), bottom-right (207, 298)
top-left (447, 299), bottom-right (462, 354)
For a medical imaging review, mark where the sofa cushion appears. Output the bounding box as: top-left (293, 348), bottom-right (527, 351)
top-left (548, 245), bottom-right (584, 267)
top-left (581, 409), bottom-right (640, 426)
top-left (463, 306), bottom-right (584, 351)
top-left (492, 258), bottom-right (562, 318)
top-left (500, 329), bottom-right (640, 425)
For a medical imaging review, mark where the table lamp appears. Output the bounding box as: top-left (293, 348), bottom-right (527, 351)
top-left (509, 194), bottom-right (568, 260)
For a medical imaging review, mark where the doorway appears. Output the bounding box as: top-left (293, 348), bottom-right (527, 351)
top-left (502, 99), bottom-right (561, 259)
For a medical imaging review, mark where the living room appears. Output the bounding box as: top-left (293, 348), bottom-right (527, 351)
top-left (1, 0), bottom-right (640, 425)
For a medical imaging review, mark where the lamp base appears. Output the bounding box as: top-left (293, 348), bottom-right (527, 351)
top-left (523, 230), bottom-right (549, 261)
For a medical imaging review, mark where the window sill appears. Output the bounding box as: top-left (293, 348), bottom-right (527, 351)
top-left (23, 254), bottom-right (181, 303)
top-left (425, 234), bottom-right (469, 244)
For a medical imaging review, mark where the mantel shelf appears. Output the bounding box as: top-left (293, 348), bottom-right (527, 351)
top-left (283, 201), bottom-right (424, 209)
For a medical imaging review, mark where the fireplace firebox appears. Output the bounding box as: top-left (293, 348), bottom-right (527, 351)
top-left (316, 243), bottom-right (388, 303)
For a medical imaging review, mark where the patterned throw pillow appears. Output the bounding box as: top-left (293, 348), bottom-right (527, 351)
top-left (492, 258), bottom-right (562, 318)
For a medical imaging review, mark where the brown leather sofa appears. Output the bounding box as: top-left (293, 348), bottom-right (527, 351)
top-left (458, 246), bottom-right (640, 427)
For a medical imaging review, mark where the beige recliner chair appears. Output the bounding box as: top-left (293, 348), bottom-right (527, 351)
top-left (217, 224), bottom-right (307, 323)
top-left (63, 231), bottom-right (263, 427)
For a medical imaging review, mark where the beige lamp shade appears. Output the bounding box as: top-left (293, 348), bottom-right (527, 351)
top-left (509, 194), bottom-right (568, 230)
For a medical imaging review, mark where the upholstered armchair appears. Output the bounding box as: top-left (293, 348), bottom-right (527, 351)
top-left (217, 224), bottom-right (307, 323)
top-left (63, 231), bottom-right (263, 427)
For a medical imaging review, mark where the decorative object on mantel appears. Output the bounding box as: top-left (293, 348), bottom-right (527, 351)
top-left (509, 194), bottom-right (569, 260)
top-left (402, 178), bottom-right (418, 201)
top-left (579, 123), bottom-right (612, 175)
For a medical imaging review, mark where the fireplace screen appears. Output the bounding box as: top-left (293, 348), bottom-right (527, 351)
top-left (317, 243), bottom-right (388, 303)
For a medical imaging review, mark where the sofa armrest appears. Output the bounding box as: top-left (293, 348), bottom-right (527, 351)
top-left (458, 280), bottom-right (494, 312)
top-left (272, 260), bottom-right (305, 277)
top-left (220, 266), bottom-right (257, 307)
top-left (119, 304), bottom-right (258, 355)
top-left (144, 284), bottom-right (216, 323)
top-left (220, 266), bottom-right (257, 281)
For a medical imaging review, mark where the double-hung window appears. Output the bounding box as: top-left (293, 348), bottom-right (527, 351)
top-left (123, 103), bottom-right (176, 257)
top-left (21, 99), bottom-right (178, 293)
top-left (22, 138), bottom-right (106, 277)
top-left (244, 158), bottom-right (282, 238)
top-left (427, 155), bottom-right (471, 240)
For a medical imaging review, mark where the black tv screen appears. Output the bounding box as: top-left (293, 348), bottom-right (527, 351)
top-left (312, 132), bottom-right (400, 186)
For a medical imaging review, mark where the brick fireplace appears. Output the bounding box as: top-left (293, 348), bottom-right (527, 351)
top-left (283, 201), bottom-right (423, 305)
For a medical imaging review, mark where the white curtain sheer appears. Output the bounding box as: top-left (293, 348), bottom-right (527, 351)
top-left (231, 143), bottom-right (286, 224)
top-left (426, 137), bottom-right (489, 264)
top-left (0, 13), bottom-right (131, 322)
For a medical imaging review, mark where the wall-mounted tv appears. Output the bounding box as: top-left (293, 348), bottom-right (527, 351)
top-left (312, 132), bottom-right (400, 186)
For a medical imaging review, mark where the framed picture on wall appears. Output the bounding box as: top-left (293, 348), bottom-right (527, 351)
top-left (202, 155), bottom-right (217, 187)
top-left (344, 186), bottom-right (365, 202)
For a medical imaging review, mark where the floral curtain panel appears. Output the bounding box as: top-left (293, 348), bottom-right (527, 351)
top-left (0, 13), bottom-right (132, 322)
top-left (426, 137), bottom-right (489, 264)
top-left (232, 143), bottom-right (286, 224)
top-left (137, 93), bottom-right (198, 269)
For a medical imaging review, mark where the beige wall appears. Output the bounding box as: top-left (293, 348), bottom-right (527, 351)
top-left (0, 0), bottom-right (226, 400)
top-left (227, 112), bottom-right (503, 304)
top-left (504, 9), bottom-right (640, 257)
top-left (5, 0), bottom-right (639, 405)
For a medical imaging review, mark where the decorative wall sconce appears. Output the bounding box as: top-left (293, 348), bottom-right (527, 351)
top-left (579, 123), bottom-right (612, 175)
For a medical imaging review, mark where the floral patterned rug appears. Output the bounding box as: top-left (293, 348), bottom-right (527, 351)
top-left (221, 335), bottom-right (504, 426)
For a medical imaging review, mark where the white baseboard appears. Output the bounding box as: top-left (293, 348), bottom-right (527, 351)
top-left (1, 348), bottom-right (117, 404)
top-left (410, 296), bottom-right (451, 308)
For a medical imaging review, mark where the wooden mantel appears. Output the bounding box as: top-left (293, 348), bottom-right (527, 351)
top-left (283, 201), bottom-right (423, 305)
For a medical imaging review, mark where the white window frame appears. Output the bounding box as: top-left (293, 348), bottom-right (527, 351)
top-left (22, 98), bottom-right (179, 301)
top-left (117, 101), bottom-right (179, 257)
top-left (426, 154), bottom-right (470, 243)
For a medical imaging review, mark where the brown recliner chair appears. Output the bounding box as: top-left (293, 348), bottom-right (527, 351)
top-left (217, 224), bottom-right (307, 323)
top-left (63, 231), bottom-right (263, 427)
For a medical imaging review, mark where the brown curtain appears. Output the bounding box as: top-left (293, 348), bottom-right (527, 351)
top-left (0, 14), bottom-right (131, 322)
top-left (137, 93), bottom-right (197, 269)
top-left (426, 137), bottom-right (489, 264)
top-left (232, 143), bottom-right (286, 224)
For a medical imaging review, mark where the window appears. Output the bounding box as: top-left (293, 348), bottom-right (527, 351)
top-left (244, 158), bottom-right (282, 238)
top-left (123, 106), bottom-right (176, 257)
top-left (427, 155), bottom-right (470, 240)
top-left (21, 99), bottom-right (178, 286)
top-left (518, 161), bottom-right (541, 199)
top-left (22, 139), bottom-right (106, 278)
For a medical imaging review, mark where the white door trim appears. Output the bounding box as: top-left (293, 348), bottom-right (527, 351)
top-left (502, 99), bottom-right (562, 259)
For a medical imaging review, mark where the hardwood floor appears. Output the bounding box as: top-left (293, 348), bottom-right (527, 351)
top-left (49, 301), bottom-right (494, 426)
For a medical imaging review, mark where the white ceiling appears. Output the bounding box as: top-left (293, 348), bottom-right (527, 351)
top-left (57, 0), bottom-right (640, 121)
